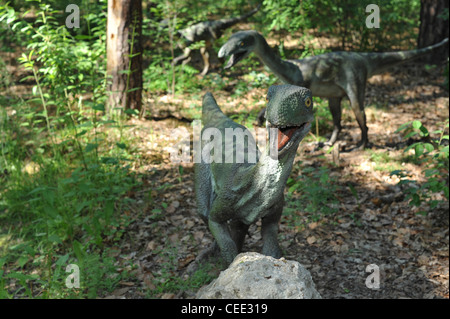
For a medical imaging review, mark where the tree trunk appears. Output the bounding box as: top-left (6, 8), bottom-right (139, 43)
top-left (417, 0), bottom-right (449, 63)
top-left (106, 0), bottom-right (142, 112)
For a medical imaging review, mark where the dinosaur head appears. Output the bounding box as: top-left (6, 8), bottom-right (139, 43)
top-left (265, 85), bottom-right (313, 159)
top-left (218, 31), bottom-right (258, 68)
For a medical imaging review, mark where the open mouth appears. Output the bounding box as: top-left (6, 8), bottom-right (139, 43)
top-left (224, 51), bottom-right (247, 69)
top-left (269, 122), bottom-right (311, 155)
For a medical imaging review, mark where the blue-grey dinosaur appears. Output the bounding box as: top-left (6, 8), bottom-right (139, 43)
top-left (195, 84), bottom-right (314, 264)
top-left (172, 5), bottom-right (261, 76)
top-left (218, 30), bottom-right (449, 149)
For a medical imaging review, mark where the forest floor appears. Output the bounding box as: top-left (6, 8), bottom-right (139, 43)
top-left (1, 36), bottom-right (449, 299)
top-left (106, 59), bottom-right (449, 299)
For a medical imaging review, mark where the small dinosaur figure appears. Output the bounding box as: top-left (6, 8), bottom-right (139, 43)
top-left (218, 30), bottom-right (449, 149)
top-left (172, 4), bottom-right (261, 76)
top-left (195, 84), bottom-right (314, 264)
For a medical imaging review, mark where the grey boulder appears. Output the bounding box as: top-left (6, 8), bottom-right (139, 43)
top-left (196, 252), bottom-right (321, 299)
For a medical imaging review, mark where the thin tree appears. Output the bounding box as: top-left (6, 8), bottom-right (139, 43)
top-left (106, 0), bottom-right (143, 113)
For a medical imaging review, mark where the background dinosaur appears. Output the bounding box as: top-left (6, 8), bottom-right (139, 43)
top-left (172, 4), bottom-right (261, 76)
top-left (218, 30), bottom-right (449, 149)
top-left (195, 84), bottom-right (314, 264)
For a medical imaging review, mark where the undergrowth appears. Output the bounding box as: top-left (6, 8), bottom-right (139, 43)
top-left (0, 0), bottom-right (142, 298)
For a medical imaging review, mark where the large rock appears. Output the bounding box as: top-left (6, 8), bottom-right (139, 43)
top-left (196, 252), bottom-right (321, 299)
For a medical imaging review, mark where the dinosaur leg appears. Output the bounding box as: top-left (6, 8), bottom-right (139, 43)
top-left (181, 55), bottom-right (192, 67)
top-left (326, 97), bottom-right (343, 145)
top-left (208, 217), bottom-right (238, 265)
top-left (194, 162), bottom-right (213, 223)
top-left (172, 47), bottom-right (192, 66)
top-left (229, 219), bottom-right (249, 253)
top-left (200, 44), bottom-right (211, 76)
top-left (261, 202), bottom-right (283, 259)
top-left (347, 87), bottom-right (369, 150)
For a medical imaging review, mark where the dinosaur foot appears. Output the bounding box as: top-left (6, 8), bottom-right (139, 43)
top-left (313, 140), bottom-right (340, 152)
top-left (345, 140), bottom-right (372, 152)
top-left (312, 141), bottom-right (326, 152)
top-left (323, 140), bottom-right (334, 148)
top-left (184, 241), bottom-right (220, 275)
top-left (199, 68), bottom-right (210, 77)
top-left (315, 140), bottom-right (373, 153)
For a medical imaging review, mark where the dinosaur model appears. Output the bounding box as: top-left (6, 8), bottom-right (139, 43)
top-left (218, 30), bottom-right (449, 149)
top-left (195, 84), bottom-right (314, 264)
top-left (172, 4), bottom-right (261, 76)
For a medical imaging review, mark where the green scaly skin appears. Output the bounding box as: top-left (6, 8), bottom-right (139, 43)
top-left (195, 85), bottom-right (314, 265)
top-left (218, 30), bottom-right (449, 150)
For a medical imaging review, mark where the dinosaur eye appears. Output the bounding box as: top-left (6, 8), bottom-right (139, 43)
top-left (305, 97), bottom-right (312, 107)
top-left (240, 41), bottom-right (244, 46)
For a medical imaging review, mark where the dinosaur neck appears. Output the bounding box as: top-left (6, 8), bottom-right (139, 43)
top-left (253, 33), bottom-right (303, 85)
top-left (251, 144), bottom-right (297, 198)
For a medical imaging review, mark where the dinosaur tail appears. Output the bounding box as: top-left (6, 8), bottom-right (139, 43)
top-left (216, 3), bottom-right (262, 30)
top-left (366, 38), bottom-right (449, 77)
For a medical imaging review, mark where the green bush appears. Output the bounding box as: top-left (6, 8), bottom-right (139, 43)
top-left (392, 120), bottom-right (449, 211)
top-left (261, 0), bottom-right (420, 51)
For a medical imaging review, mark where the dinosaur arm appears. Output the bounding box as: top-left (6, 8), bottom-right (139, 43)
top-left (194, 162), bottom-right (214, 223)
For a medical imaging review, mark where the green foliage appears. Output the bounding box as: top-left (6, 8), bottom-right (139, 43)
top-left (230, 69), bottom-right (278, 97)
top-left (285, 165), bottom-right (340, 228)
top-left (309, 97), bottom-right (333, 142)
top-left (392, 120), bottom-right (449, 211)
top-left (0, 162), bottom-right (139, 298)
top-left (21, 1), bottom-right (106, 98)
top-left (368, 149), bottom-right (404, 172)
top-left (0, 0), bottom-right (142, 298)
top-left (147, 248), bottom-right (216, 297)
top-left (0, 56), bottom-right (13, 90)
top-left (0, 128), bottom-right (140, 298)
top-left (261, 0), bottom-right (420, 51)
top-left (144, 60), bottom-right (205, 94)
top-left (262, 0), bottom-right (305, 33)
top-left (242, 70), bottom-right (278, 89)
